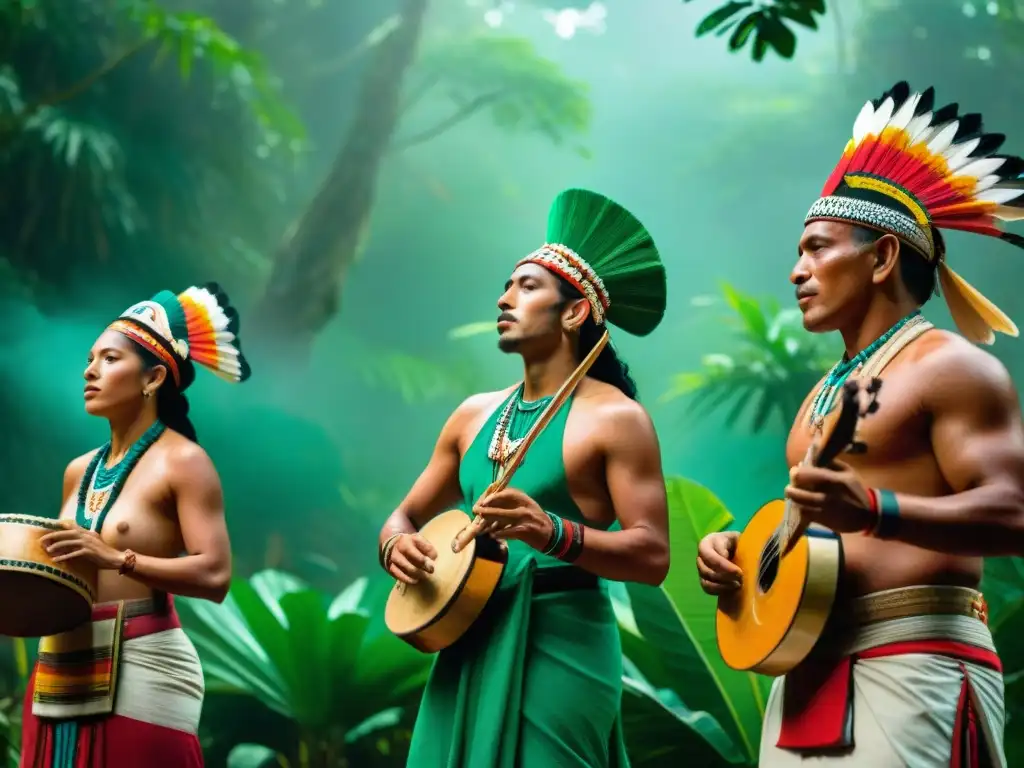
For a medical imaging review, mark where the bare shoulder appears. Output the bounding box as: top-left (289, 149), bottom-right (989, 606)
top-left (64, 449), bottom-right (99, 484)
top-left (446, 387), bottom-right (517, 432)
top-left (160, 432), bottom-right (220, 485)
top-left (915, 331), bottom-right (1015, 398)
top-left (582, 380), bottom-right (659, 446)
top-left (62, 449), bottom-right (100, 500)
top-left (455, 387), bottom-right (516, 419)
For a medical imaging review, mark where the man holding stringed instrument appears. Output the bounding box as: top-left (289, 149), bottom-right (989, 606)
top-left (377, 187), bottom-right (670, 767)
top-left (696, 81), bottom-right (1024, 767)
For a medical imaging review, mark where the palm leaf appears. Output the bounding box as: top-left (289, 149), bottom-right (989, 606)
top-left (179, 570), bottom-right (432, 744)
top-left (661, 282), bottom-right (836, 433)
top-left (626, 477), bottom-right (772, 763)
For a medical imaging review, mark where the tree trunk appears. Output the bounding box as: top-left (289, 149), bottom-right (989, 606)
top-left (252, 0), bottom-right (429, 360)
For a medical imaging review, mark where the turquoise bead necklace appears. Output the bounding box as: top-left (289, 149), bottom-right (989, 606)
top-left (807, 309), bottom-right (922, 430)
top-left (54, 419), bottom-right (165, 768)
top-left (75, 419), bottom-right (167, 533)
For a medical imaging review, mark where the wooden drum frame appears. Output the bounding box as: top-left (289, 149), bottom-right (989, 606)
top-left (0, 515), bottom-right (97, 637)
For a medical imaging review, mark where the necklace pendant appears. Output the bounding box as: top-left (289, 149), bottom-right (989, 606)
top-left (86, 489), bottom-right (109, 518)
top-left (500, 436), bottom-right (524, 464)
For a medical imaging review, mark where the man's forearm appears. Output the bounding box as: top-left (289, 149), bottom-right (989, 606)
top-left (122, 552), bottom-right (230, 602)
top-left (568, 525), bottom-right (668, 586)
top-left (880, 482), bottom-right (1024, 556)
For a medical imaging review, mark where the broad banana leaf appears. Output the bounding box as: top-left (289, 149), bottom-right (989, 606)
top-left (981, 557), bottom-right (1024, 763)
top-left (178, 570), bottom-right (432, 741)
top-left (626, 477), bottom-right (773, 764)
top-left (620, 650), bottom-right (738, 766)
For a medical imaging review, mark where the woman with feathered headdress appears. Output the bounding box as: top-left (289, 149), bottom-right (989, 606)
top-left (22, 283), bottom-right (251, 768)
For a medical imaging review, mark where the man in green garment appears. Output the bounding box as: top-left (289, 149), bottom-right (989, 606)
top-left (377, 188), bottom-right (671, 766)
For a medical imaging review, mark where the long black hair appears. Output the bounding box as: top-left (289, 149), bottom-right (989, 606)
top-left (555, 275), bottom-right (639, 401)
top-left (130, 342), bottom-right (200, 443)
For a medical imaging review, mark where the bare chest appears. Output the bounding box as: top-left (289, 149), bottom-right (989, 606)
top-left (63, 463), bottom-right (182, 557)
top-left (787, 369), bottom-right (929, 472)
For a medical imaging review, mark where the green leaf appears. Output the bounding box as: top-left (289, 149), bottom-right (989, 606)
top-left (180, 570), bottom-right (432, 741)
top-left (662, 281), bottom-right (836, 434)
top-left (226, 744), bottom-right (281, 768)
top-left (627, 477), bottom-right (772, 762)
top-left (763, 12), bottom-right (797, 59)
top-left (621, 654), bottom-right (744, 764)
top-left (345, 707), bottom-right (403, 744)
top-left (722, 282), bottom-right (769, 341)
top-left (983, 558), bottom-right (1024, 675)
top-left (778, 5), bottom-right (820, 30)
top-left (276, 590), bottom-right (336, 728)
top-left (695, 2), bottom-right (753, 37)
top-left (728, 12), bottom-right (760, 52)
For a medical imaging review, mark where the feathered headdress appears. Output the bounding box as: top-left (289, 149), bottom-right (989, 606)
top-left (516, 188), bottom-right (667, 336)
top-left (805, 81), bottom-right (1024, 344)
top-left (109, 282), bottom-right (252, 389)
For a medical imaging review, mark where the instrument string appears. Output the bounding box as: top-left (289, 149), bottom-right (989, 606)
top-left (758, 316), bottom-right (933, 585)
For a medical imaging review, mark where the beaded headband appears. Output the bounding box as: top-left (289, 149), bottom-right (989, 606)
top-left (517, 242), bottom-right (611, 325)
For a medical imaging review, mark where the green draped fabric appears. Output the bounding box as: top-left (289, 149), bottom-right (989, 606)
top-left (406, 389), bottom-right (630, 767)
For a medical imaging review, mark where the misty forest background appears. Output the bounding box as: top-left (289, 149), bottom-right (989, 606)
top-left (2, 0), bottom-right (1024, 766)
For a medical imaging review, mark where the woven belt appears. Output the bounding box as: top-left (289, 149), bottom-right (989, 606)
top-left (851, 585), bottom-right (989, 626)
top-left (93, 595), bottom-right (169, 619)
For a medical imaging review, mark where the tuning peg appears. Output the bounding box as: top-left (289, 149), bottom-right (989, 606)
top-left (865, 400), bottom-right (879, 415)
top-left (866, 378), bottom-right (882, 394)
top-left (847, 441), bottom-right (867, 455)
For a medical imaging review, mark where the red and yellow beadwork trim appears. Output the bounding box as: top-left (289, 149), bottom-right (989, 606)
top-left (517, 242), bottom-right (610, 324)
top-left (107, 319), bottom-right (181, 385)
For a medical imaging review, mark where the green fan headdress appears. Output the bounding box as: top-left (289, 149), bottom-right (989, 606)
top-left (516, 188), bottom-right (667, 337)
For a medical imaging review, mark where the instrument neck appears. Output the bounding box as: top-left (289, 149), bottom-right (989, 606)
top-left (778, 445), bottom-right (814, 552)
top-left (492, 331), bottom-right (608, 493)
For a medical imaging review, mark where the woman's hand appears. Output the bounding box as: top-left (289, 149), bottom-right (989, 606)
top-left (41, 520), bottom-right (125, 570)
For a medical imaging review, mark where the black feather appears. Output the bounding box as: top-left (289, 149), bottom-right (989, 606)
top-left (992, 155), bottom-right (1024, 180)
top-left (931, 102), bottom-right (959, 125)
top-left (972, 133), bottom-right (1006, 157)
top-left (889, 81), bottom-right (911, 111)
top-left (915, 87), bottom-right (936, 116)
top-left (998, 231), bottom-right (1024, 251)
top-left (953, 113), bottom-right (982, 141)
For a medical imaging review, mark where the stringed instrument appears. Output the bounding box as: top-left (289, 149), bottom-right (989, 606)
top-left (384, 331), bottom-right (610, 654)
top-left (716, 377), bottom-right (881, 676)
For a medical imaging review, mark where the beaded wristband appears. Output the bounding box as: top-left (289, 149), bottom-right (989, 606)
top-left (873, 489), bottom-right (901, 539)
top-left (541, 511), bottom-right (565, 556)
top-left (379, 533), bottom-right (401, 571)
top-left (563, 520), bottom-right (585, 563)
top-left (553, 518), bottom-right (585, 563)
top-left (862, 487), bottom-right (880, 534)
